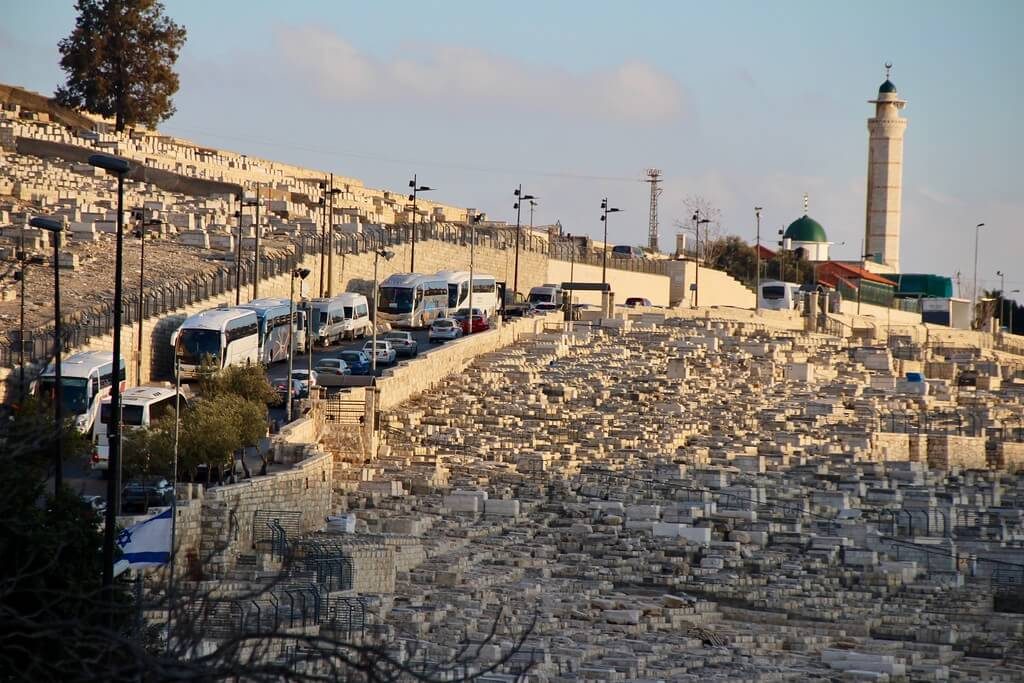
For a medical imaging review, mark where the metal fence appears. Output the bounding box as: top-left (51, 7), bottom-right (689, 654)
top-left (548, 238), bottom-right (672, 276)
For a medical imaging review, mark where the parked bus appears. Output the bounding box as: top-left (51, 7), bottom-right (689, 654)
top-left (237, 298), bottom-right (307, 363)
top-left (171, 307), bottom-right (259, 380)
top-left (36, 351), bottom-right (126, 434)
top-left (758, 280), bottom-right (802, 311)
top-left (305, 292), bottom-right (371, 345)
top-left (92, 385), bottom-right (186, 471)
top-left (377, 273), bottom-right (448, 328)
top-left (437, 271), bottom-right (499, 318)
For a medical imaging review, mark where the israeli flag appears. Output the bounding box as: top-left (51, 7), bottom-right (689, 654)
top-left (116, 507), bottom-right (172, 568)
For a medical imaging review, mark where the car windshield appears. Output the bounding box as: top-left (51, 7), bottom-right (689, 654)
top-left (39, 377), bottom-right (91, 416)
top-left (340, 352), bottom-right (361, 362)
top-left (434, 320), bottom-right (452, 328)
top-left (317, 361), bottom-right (339, 368)
top-left (343, 306), bottom-right (353, 319)
top-left (528, 292), bottom-right (551, 303)
top-left (176, 328), bottom-right (221, 365)
top-left (291, 371), bottom-right (309, 380)
top-left (378, 287), bottom-right (414, 313)
top-left (385, 333), bottom-right (406, 340)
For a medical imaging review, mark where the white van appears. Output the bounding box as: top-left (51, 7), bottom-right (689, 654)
top-left (528, 284), bottom-right (563, 311)
top-left (307, 293), bottom-right (371, 345)
top-left (92, 385), bottom-right (187, 471)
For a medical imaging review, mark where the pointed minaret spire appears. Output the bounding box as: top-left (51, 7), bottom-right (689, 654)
top-left (803, 193), bottom-right (809, 216)
top-left (885, 62), bottom-right (892, 79)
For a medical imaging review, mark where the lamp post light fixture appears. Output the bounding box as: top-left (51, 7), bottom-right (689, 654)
top-left (599, 198), bottom-right (621, 287)
top-left (87, 151), bottom-right (131, 601)
top-left (286, 268), bottom-right (311, 423)
top-left (528, 199), bottom-right (538, 231)
top-left (371, 248), bottom-right (396, 375)
top-left (512, 185), bottom-right (536, 297)
top-left (408, 175), bottom-right (433, 273)
top-left (692, 211), bottom-right (710, 307)
top-left (133, 215), bottom-right (162, 385)
top-left (973, 222), bottom-right (985, 328)
top-left (28, 216), bottom-right (65, 494)
top-left (754, 207), bottom-right (763, 311)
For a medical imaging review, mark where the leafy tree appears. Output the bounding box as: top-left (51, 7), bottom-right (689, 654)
top-left (705, 235), bottom-right (758, 286)
top-left (121, 417), bottom-right (175, 481)
top-left (56, 0), bottom-right (187, 132)
top-left (201, 363), bottom-right (279, 406)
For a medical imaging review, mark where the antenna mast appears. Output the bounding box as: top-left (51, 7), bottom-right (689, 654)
top-left (644, 168), bottom-right (663, 252)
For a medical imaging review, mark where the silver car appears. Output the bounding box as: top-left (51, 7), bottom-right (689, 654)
top-left (362, 340), bottom-right (397, 365)
top-left (428, 318), bottom-right (463, 343)
top-left (314, 358), bottom-right (351, 386)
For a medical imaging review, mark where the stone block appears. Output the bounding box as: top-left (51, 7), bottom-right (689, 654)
top-left (483, 499), bottom-right (520, 517)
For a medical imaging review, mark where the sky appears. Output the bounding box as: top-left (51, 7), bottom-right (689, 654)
top-left (2, 0), bottom-right (1022, 296)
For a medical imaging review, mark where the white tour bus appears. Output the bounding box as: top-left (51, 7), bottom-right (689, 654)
top-left (92, 385), bottom-right (186, 471)
top-left (36, 351), bottom-right (126, 434)
top-left (171, 307), bottom-right (259, 380)
top-left (758, 280), bottom-right (803, 311)
top-left (305, 292), bottom-right (371, 345)
top-left (528, 284), bottom-right (564, 311)
top-left (237, 298), bottom-right (307, 364)
top-left (437, 271), bottom-right (499, 318)
top-left (377, 273), bottom-right (448, 328)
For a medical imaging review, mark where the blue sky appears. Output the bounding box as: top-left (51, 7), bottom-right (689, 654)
top-left (2, 0), bottom-right (1022, 294)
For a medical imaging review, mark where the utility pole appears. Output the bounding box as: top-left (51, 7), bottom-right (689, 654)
top-left (512, 185), bottom-right (536, 297)
top-left (645, 169), bottom-right (662, 252)
top-left (754, 206), bottom-right (763, 311)
top-left (252, 185), bottom-right (261, 300)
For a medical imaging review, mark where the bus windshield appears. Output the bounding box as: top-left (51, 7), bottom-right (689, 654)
top-left (39, 377), bottom-right (91, 416)
top-left (762, 286), bottom-right (786, 300)
top-left (379, 287), bottom-right (414, 313)
top-left (177, 328), bottom-right (221, 365)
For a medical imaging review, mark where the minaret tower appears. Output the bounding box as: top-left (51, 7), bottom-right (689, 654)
top-left (864, 63), bottom-right (907, 272)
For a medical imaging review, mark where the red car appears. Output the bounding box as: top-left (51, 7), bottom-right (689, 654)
top-left (453, 308), bottom-right (490, 335)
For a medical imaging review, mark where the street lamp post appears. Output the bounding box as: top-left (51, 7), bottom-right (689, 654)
top-left (29, 216), bottom-right (65, 494)
top-left (754, 207), bottom-right (763, 311)
top-left (233, 194), bottom-right (244, 305)
top-left (512, 185), bottom-right (536, 297)
top-left (325, 178), bottom-right (341, 297)
top-left (468, 213), bottom-right (483, 332)
top-left (408, 175), bottom-right (433, 273)
top-left (249, 188), bottom-right (261, 300)
top-left (973, 222), bottom-right (985, 328)
top-left (134, 216), bottom-right (162, 385)
top-left (692, 211), bottom-right (710, 307)
top-left (528, 199), bottom-right (538, 231)
top-left (286, 268), bottom-right (310, 423)
top-left (599, 198), bottom-right (621, 287)
top-left (87, 152), bottom-right (131, 601)
top-left (371, 248), bottom-right (396, 375)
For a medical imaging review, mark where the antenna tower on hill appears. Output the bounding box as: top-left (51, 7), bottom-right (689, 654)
top-left (644, 168), bottom-right (663, 252)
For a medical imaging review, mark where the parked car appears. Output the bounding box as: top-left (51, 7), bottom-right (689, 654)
top-left (362, 340), bottom-right (397, 365)
top-left (314, 358), bottom-right (351, 386)
top-left (428, 318), bottom-right (463, 343)
top-left (277, 369), bottom-right (318, 400)
top-left (384, 331), bottom-right (419, 358)
top-left (452, 308), bottom-right (490, 335)
top-left (122, 479), bottom-right (173, 513)
top-left (338, 349), bottom-right (371, 375)
top-left (81, 494), bottom-right (107, 516)
top-left (624, 297), bottom-right (653, 307)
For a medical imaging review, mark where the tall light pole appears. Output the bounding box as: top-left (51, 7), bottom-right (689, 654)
top-left (371, 248), bottom-right (396, 375)
top-left (134, 216), bottom-right (162, 385)
top-left (754, 207), bottom-right (763, 311)
top-left (246, 188), bottom-right (261, 300)
top-left (232, 194), bottom-right (244, 305)
top-left (468, 213), bottom-right (483, 330)
top-left (973, 222), bottom-right (985, 328)
top-left (286, 268), bottom-right (310, 423)
top-left (325, 177), bottom-right (341, 297)
top-left (408, 175), bottom-right (433, 273)
top-left (88, 151), bottom-right (131, 602)
top-left (512, 185), bottom-right (536, 297)
top-left (29, 216), bottom-right (64, 493)
top-left (599, 198), bottom-right (621, 287)
top-left (692, 211), bottom-right (710, 307)
top-left (998, 270), bottom-right (1006, 329)
top-left (528, 199), bottom-right (538, 231)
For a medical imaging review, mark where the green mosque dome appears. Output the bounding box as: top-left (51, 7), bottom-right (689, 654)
top-left (879, 79), bottom-right (898, 93)
top-left (783, 215), bottom-right (828, 243)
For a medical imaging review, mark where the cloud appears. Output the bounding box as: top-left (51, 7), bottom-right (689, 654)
top-left (274, 25), bottom-right (686, 124)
